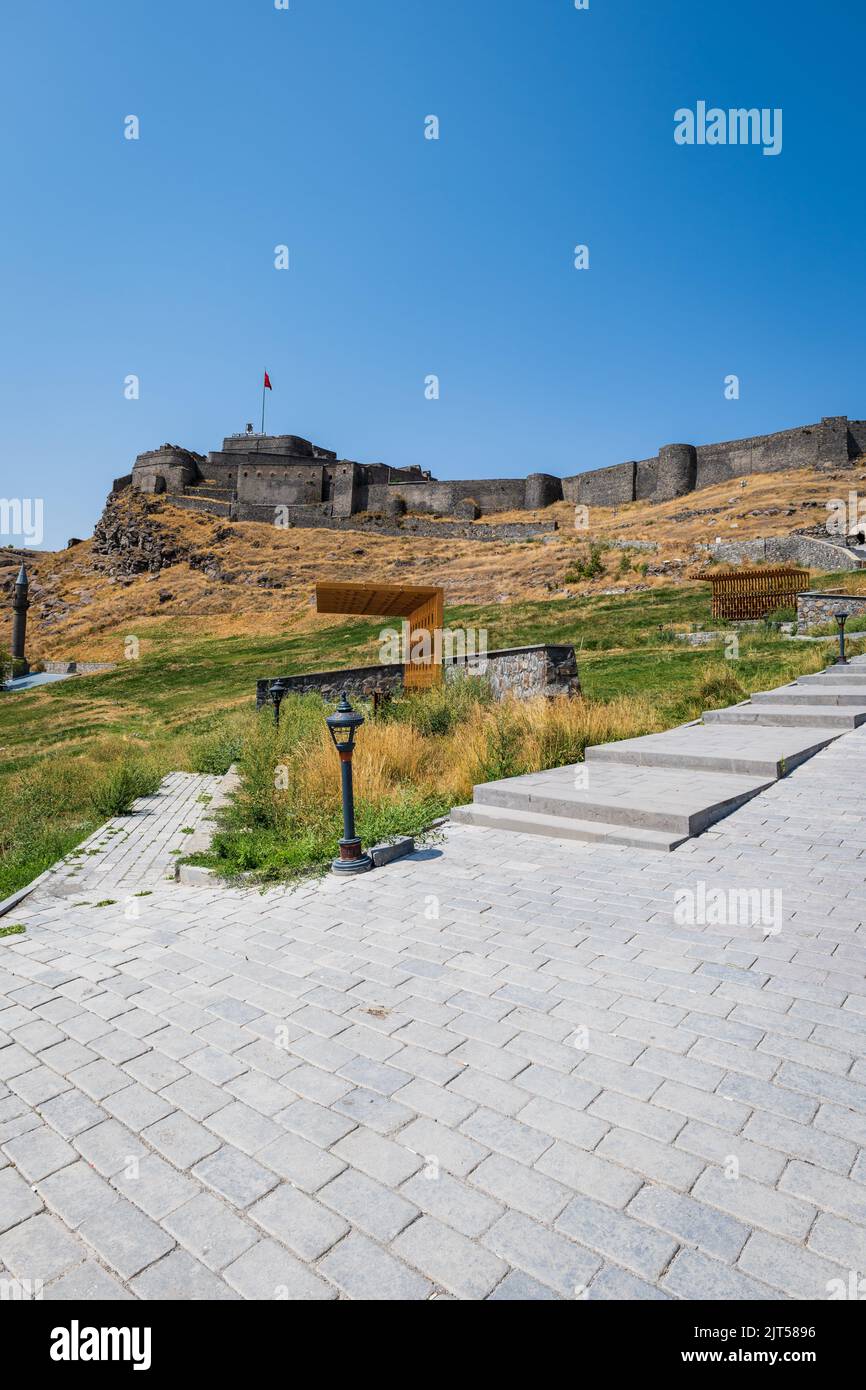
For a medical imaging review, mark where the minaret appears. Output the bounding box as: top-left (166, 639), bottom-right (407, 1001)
top-left (11, 563), bottom-right (30, 671)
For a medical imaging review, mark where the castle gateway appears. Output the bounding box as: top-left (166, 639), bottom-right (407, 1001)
top-left (124, 415), bottom-right (866, 525)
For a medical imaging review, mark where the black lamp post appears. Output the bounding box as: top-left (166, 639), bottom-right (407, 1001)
top-left (326, 691), bottom-right (372, 875)
top-left (269, 678), bottom-right (289, 725)
top-left (835, 611), bottom-right (849, 666)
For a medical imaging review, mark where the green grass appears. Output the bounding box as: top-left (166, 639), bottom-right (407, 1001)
top-left (1, 574), bottom-right (860, 897)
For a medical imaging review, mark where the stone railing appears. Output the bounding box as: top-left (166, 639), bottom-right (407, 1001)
top-left (255, 644), bottom-right (581, 708)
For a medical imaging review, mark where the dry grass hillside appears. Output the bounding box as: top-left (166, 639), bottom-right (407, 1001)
top-left (2, 461), bottom-right (864, 664)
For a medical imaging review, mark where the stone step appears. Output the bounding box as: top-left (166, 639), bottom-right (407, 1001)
top-left (751, 685), bottom-right (866, 707)
top-left (450, 802), bottom-right (687, 852)
top-left (797, 669), bottom-right (866, 686)
top-left (586, 724), bottom-right (835, 779)
top-left (703, 703), bottom-right (866, 729)
top-left (471, 763), bottom-right (770, 836)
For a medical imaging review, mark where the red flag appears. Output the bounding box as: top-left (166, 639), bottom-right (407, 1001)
top-left (264, 371), bottom-right (272, 390)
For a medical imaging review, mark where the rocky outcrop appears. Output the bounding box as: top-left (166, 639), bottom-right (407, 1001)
top-left (91, 493), bottom-right (191, 577)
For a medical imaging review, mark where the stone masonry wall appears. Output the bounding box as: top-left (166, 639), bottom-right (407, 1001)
top-left (255, 644), bottom-right (581, 708)
top-left (796, 591), bottom-right (866, 634)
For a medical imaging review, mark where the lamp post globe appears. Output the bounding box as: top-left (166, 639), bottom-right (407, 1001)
top-left (834, 611), bottom-right (849, 666)
top-left (269, 678), bottom-right (290, 725)
top-left (326, 691), bottom-right (372, 875)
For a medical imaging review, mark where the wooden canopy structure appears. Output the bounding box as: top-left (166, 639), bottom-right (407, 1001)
top-left (699, 567), bottom-right (810, 620)
top-left (315, 582), bottom-right (445, 689)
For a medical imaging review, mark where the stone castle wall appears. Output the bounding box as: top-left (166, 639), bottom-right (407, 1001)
top-left (128, 415), bottom-right (865, 526)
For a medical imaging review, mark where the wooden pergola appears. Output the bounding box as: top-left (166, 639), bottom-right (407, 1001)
top-left (699, 567), bottom-right (810, 620)
top-left (315, 581), bottom-right (445, 689)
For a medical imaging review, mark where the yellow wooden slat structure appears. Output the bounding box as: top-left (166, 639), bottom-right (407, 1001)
top-left (315, 582), bottom-right (445, 689)
top-left (698, 567), bottom-right (810, 620)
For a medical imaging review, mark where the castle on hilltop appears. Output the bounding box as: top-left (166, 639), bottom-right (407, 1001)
top-left (120, 415), bottom-right (866, 526)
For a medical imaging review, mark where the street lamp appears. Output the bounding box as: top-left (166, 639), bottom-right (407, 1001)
top-left (269, 678), bottom-right (289, 725)
top-left (326, 691), bottom-right (372, 875)
top-left (834, 611), bottom-right (849, 666)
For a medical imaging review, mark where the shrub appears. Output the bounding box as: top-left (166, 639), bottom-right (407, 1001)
top-left (90, 761), bottom-right (162, 818)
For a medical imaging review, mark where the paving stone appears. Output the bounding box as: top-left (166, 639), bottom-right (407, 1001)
top-left (332, 1127), bottom-right (423, 1187)
top-left (44, 1260), bottom-right (134, 1301)
top-left (742, 1110), bottom-right (856, 1175)
top-left (738, 1230), bottom-right (849, 1300)
top-left (674, 1119), bottom-right (787, 1184)
top-left (0, 1213), bottom-right (84, 1282)
top-left (596, 1125), bottom-right (704, 1191)
top-left (483, 1210), bottom-right (601, 1297)
top-left (224, 1237), bottom-right (337, 1300)
top-left (318, 1169), bottom-right (419, 1243)
top-left (73, 1119), bottom-right (147, 1176)
top-left (807, 1211), bottom-right (866, 1269)
top-left (257, 1131), bottom-right (347, 1192)
top-left (662, 1248), bottom-right (777, 1301)
top-left (130, 1248), bottom-right (238, 1300)
top-left (193, 1146), bottom-right (279, 1209)
top-left (2, 1124), bottom-right (76, 1182)
top-left (141, 1111), bottom-right (221, 1168)
top-left (0, 1166), bottom-right (43, 1233)
top-left (37, 1089), bottom-right (106, 1139)
top-left (159, 1072), bottom-right (228, 1121)
top-left (471, 1151), bottom-right (571, 1223)
top-left (8, 1065), bottom-right (70, 1106)
top-left (123, 1050), bottom-right (189, 1091)
top-left (393, 1215), bottom-right (506, 1299)
top-left (79, 1197), bottom-right (175, 1279)
top-left (397, 1076), bottom-right (478, 1125)
top-left (68, 1058), bottom-right (130, 1101)
top-left (555, 1194), bottom-right (678, 1283)
top-left (111, 1152), bottom-right (201, 1220)
top-left (37, 1160), bottom-right (114, 1228)
top-left (248, 1184), bottom-right (348, 1260)
top-left (163, 1191), bottom-right (258, 1271)
top-left (693, 1165), bottom-right (815, 1241)
top-left (628, 1184), bottom-right (749, 1263)
top-left (518, 1096), bottom-right (608, 1150)
top-left (331, 1087), bottom-right (412, 1134)
top-left (779, 1159), bottom-right (866, 1224)
top-left (104, 1082), bottom-right (175, 1130)
top-left (205, 1100), bottom-right (282, 1155)
top-left (400, 1168), bottom-right (503, 1238)
top-left (277, 1097), bottom-right (357, 1147)
top-left (225, 1069), bottom-right (297, 1117)
top-left (397, 1116), bottom-right (487, 1177)
top-left (488, 1269), bottom-right (562, 1300)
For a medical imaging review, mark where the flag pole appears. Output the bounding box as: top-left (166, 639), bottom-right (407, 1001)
top-left (261, 372), bottom-right (266, 436)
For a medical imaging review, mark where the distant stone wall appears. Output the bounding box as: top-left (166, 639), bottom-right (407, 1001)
top-left (707, 534), bottom-right (865, 571)
top-left (234, 507), bottom-right (557, 542)
top-left (41, 660), bottom-right (116, 675)
top-left (255, 644), bottom-right (581, 708)
top-left (797, 591), bottom-right (866, 633)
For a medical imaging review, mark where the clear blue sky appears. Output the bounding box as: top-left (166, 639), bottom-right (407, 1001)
top-left (2, 0), bottom-right (864, 550)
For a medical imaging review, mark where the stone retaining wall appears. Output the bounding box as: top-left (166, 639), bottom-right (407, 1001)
top-left (707, 534), bottom-right (864, 571)
top-left (796, 591), bottom-right (866, 634)
top-left (255, 644), bottom-right (581, 708)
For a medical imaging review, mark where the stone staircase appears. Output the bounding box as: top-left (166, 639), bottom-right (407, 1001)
top-left (451, 657), bottom-right (866, 851)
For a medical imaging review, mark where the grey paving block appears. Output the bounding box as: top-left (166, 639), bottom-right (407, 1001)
top-left (331, 1087), bottom-right (412, 1135)
top-left (318, 1169), bottom-right (419, 1243)
top-left (488, 1270), bottom-right (562, 1300)
top-left (130, 1248), bottom-right (239, 1300)
top-left (738, 1231), bottom-right (848, 1300)
top-left (332, 1127), bottom-right (423, 1187)
top-left (73, 1119), bottom-right (147, 1177)
top-left (596, 1125), bottom-right (704, 1191)
top-left (401, 1169), bottom-right (504, 1238)
top-left (535, 1140), bottom-right (643, 1209)
top-left (205, 1101), bottom-right (282, 1155)
top-left (587, 1264), bottom-right (671, 1300)
top-left (257, 1131), bottom-right (347, 1192)
top-left (2, 1123), bottom-right (76, 1182)
top-left (79, 1197), bottom-right (175, 1279)
top-left (807, 1212), bottom-right (866, 1270)
top-left (693, 1166), bottom-right (815, 1241)
top-left (163, 1191), bottom-right (258, 1271)
top-left (278, 1097), bottom-right (357, 1147)
top-left (111, 1152), bottom-right (201, 1220)
top-left (555, 1194), bottom-right (677, 1282)
top-left (471, 1151), bottom-right (571, 1223)
top-left (104, 1082), bottom-right (175, 1131)
top-left (519, 1095), bottom-right (609, 1149)
top-left (37, 1160), bottom-right (114, 1229)
top-left (398, 1116), bottom-right (487, 1177)
top-left (248, 1184), bottom-right (348, 1260)
top-left (393, 1215), bottom-right (506, 1299)
top-left (0, 1166), bottom-right (43, 1233)
top-left (483, 1209), bottom-right (601, 1297)
top-left (141, 1111), bottom-right (222, 1168)
top-left (193, 1146), bottom-right (279, 1209)
top-left (0, 1213), bottom-right (84, 1282)
top-left (224, 1238), bottom-right (337, 1300)
top-left (37, 1089), bottom-right (106, 1139)
top-left (628, 1183), bottom-right (749, 1263)
top-left (44, 1260), bottom-right (134, 1301)
top-left (662, 1248), bottom-right (777, 1301)
top-left (779, 1159), bottom-right (866, 1224)
top-left (159, 1072), bottom-right (229, 1120)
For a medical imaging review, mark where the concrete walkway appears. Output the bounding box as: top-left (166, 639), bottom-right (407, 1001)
top-left (2, 731), bottom-right (866, 1300)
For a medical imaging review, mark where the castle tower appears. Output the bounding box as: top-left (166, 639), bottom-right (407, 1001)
top-left (11, 563), bottom-right (30, 671)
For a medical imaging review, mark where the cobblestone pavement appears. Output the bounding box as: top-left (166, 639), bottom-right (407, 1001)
top-left (2, 731), bottom-right (866, 1301)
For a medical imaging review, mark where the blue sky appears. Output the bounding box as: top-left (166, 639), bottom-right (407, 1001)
top-left (1, 0), bottom-right (864, 550)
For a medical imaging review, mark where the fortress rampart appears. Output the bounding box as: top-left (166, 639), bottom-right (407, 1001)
top-left (126, 415), bottom-right (865, 525)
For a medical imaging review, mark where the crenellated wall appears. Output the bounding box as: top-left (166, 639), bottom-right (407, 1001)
top-left (127, 415), bottom-right (865, 526)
